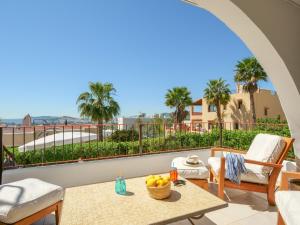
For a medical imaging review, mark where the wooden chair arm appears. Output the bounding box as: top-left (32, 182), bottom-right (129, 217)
top-left (280, 171), bottom-right (300, 190)
top-left (244, 159), bottom-right (283, 169)
top-left (211, 147), bottom-right (246, 157)
top-left (217, 156), bottom-right (282, 169)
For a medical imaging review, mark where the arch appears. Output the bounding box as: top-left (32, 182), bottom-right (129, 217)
top-left (185, 0), bottom-right (300, 163)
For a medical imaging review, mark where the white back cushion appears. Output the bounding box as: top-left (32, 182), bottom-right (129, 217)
top-left (245, 134), bottom-right (286, 174)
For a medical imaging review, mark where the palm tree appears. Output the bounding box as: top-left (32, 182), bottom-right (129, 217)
top-left (234, 57), bottom-right (267, 123)
top-left (165, 87), bottom-right (192, 126)
top-left (204, 78), bottom-right (231, 145)
top-left (77, 82), bottom-right (120, 141)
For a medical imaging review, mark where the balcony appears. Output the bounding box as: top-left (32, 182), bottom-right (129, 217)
top-left (191, 112), bottom-right (203, 116)
top-left (4, 149), bottom-right (296, 225)
top-left (0, 122), bottom-right (297, 225)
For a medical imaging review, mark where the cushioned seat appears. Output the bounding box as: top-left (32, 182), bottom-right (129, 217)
top-left (0, 178), bottom-right (64, 224)
top-left (275, 191), bottom-right (300, 225)
top-left (208, 156), bottom-right (268, 184)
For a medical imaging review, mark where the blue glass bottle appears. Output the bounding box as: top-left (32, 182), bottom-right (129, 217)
top-left (115, 177), bottom-right (121, 194)
top-left (115, 177), bottom-right (126, 195)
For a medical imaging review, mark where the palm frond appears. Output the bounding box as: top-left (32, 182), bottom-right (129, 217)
top-left (76, 82), bottom-right (120, 123)
top-left (234, 57), bottom-right (267, 93)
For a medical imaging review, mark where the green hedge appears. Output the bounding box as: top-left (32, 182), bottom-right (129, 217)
top-left (8, 125), bottom-right (294, 166)
top-left (9, 131), bottom-right (219, 166)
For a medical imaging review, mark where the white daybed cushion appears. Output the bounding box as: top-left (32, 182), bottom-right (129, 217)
top-left (208, 156), bottom-right (268, 184)
top-left (275, 191), bottom-right (300, 225)
top-left (0, 178), bottom-right (64, 224)
top-left (172, 157), bottom-right (209, 179)
top-left (245, 134), bottom-right (286, 174)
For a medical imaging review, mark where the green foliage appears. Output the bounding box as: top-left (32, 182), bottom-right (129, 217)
top-left (165, 87), bottom-right (192, 123)
top-left (256, 117), bottom-right (287, 124)
top-left (9, 131), bottom-right (219, 166)
top-left (108, 129), bottom-right (139, 142)
top-left (77, 82), bottom-right (120, 123)
top-left (234, 57), bottom-right (268, 123)
top-left (203, 78), bottom-right (231, 114)
top-left (234, 57), bottom-right (268, 92)
top-left (9, 121), bottom-right (294, 166)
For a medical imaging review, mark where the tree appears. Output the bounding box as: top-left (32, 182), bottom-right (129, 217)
top-left (150, 117), bottom-right (165, 137)
top-left (204, 78), bottom-right (231, 145)
top-left (77, 82), bottom-right (120, 141)
top-left (234, 57), bottom-right (267, 123)
top-left (108, 129), bottom-right (139, 142)
top-left (165, 87), bottom-right (192, 125)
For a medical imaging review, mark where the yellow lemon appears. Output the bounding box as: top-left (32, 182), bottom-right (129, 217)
top-left (162, 177), bottom-right (169, 185)
top-left (146, 178), bottom-right (156, 187)
top-left (164, 176), bottom-right (170, 181)
top-left (146, 175), bottom-right (154, 182)
top-left (154, 175), bottom-right (161, 181)
top-left (156, 179), bottom-right (164, 187)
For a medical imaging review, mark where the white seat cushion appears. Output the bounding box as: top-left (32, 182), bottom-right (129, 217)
top-left (172, 157), bottom-right (209, 179)
top-left (245, 134), bottom-right (285, 174)
top-left (275, 191), bottom-right (300, 225)
top-left (208, 156), bottom-right (268, 184)
top-left (0, 178), bottom-right (64, 224)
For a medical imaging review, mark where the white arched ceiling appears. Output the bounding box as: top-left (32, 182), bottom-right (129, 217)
top-left (185, 0), bottom-right (300, 164)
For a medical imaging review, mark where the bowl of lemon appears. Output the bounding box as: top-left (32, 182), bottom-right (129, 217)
top-left (146, 175), bottom-right (171, 200)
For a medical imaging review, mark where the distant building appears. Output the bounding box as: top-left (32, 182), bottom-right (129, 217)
top-left (190, 85), bottom-right (286, 131)
top-left (153, 114), bottom-right (160, 118)
top-left (117, 117), bottom-right (153, 130)
top-left (23, 114), bottom-right (32, 127)
top-left (159, 113), bottom-right (172, 119)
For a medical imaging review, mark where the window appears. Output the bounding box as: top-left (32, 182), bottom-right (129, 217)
top-left (193, 105), bottom-right (202, 113)
top-left (208, 104), bottom-right (217, 112)
top-left (234, 123), bottom-right (239, 130)
top-left (264, 107), bottom-right (269, 116)
top-left (238, 100), bottom-right (243, 109)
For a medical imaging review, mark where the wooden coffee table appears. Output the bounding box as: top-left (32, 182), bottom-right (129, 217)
top-left (60, 175), bottom-right (227, 225)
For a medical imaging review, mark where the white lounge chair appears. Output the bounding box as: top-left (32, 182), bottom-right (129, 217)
top-left (0, 178), bottom-right (64, 225)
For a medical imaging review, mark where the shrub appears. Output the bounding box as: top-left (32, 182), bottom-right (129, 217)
top-left (108, 129), bottom-right (139, 142)
top-left (8, 125), bottom-right (295, 166)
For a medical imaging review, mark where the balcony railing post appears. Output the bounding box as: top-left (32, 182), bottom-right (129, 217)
top-left (138, 124), bottom-right (143, 155)
top-left (0, 127), bottom-right (3, 184)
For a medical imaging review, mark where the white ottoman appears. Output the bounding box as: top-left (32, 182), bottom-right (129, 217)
top-left (0, 178), bottom-right (64, 224)
top-left (276, 190), bottom-right (300, 225)
top-left (171, 157), bottom-right (209, 179)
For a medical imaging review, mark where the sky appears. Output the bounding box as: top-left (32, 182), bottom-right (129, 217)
top-left (0, 0), bottom-right (274, 119)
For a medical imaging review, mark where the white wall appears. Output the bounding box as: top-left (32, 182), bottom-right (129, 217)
top-left (117, 117), bottom-right (153, 130)
top-left (3, 149), bottom-right (211, 188)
